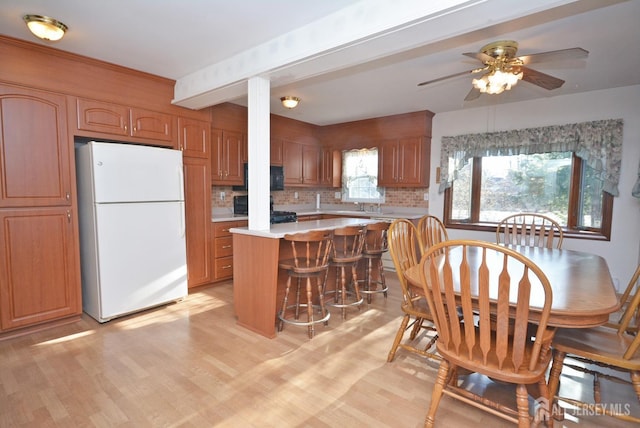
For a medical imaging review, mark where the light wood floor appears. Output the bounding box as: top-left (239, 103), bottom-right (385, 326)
top-left (0, 275), bottom-right (638, 427)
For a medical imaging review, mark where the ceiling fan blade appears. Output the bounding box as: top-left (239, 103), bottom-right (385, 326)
top-left (521, 66), bottom-right (565, 90)
top-left (464, 87), bottom-right (481, 101)
top-left (417, 67), bottom-right (486, 86)
top-left (519, 47), bottom-right (588, 65)
top-left (463, 51), bottom-right (494, 63)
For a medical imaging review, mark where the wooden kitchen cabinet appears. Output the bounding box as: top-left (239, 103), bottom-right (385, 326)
top-left (320, 147), bottom-right (340, 187)
top-left (211, 128), bottom-right (244, 185)
top-left (270, 138), bottom-right (283, 165)
top-left (212, 220), bottom-right (247, 281)
top-left (0, 83), bottom-right (82, 334)
top-left (378, 136), bottom-right (428, 187)
top-left (283, 140), bottom-right (319, 186)
top-left (181, 118), bottom-right (213, 288)
top-left (0, 84), bottom-right (73, 208)
top-left (178, 117), bottom-right (210, 158)
top-left (0, 208), bottom-right (81, 330)
top-left (76, 97), bottom-right (175, 146)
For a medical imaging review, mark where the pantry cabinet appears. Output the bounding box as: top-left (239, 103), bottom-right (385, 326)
top-left (0, 83), bottom-right (81, 333)
top-left (76, 97), bottom-right (175, 146)
top-left (179, 118), bottom-right (213, 288)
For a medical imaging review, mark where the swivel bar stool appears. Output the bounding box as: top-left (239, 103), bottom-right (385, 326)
top-left (277, 230), bottom-right (333, 339)
top-left (324, 225), bottom-right (367, 319)
top-left (358, 221), bottom-right (390, 303)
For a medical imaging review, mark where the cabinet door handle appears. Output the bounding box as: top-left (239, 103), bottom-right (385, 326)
top-left (222, 265), bottom-right (232, 270)
top-left (222, 245), bottom-right (232, 249)
top-left (66, 192), bottom-right (70, 201)
top-left (124, 124), bottom-right (128, 133)
top-left (67, 210), bottom-right (71, 223)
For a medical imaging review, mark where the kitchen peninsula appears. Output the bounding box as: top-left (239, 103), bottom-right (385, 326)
top-left (231, 217), bottom-right (380, 338)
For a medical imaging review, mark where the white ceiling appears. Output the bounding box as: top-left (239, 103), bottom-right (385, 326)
top-left (1, 0), bottom-right (639, 125)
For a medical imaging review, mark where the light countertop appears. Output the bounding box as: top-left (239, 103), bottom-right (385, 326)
top-left (230, 217), bottom-right (382, 239)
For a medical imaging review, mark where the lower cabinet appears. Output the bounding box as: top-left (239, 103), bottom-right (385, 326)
top-left (212, 220), bottom-right (247, 282)
top-left (0, 208), bottom-right (81, 331)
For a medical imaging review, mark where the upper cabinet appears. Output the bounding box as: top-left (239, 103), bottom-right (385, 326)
top-left (283, 140), bottom-right (320, 186)
top-left (270, 138), bottom-right (283, 166)
top-left (0, 84), bottom-right (73, 207)
top-left (378, 136), bottom-right (429, 187)
top-left (211, 128), bottom-right (244, 185)
top-left (320, 147), bottom-right (340, 188)
top-left (178, 117), bottom-right (210, 158)
top-left (76, 98), bottom-right (175, 147)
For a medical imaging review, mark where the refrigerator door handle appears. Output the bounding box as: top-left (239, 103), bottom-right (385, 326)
top-left (178, 165), bottom-right (185, 201)
top-left (180, 201), bottom-right (186, 238)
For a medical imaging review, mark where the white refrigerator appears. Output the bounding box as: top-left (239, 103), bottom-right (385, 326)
top-left (76, 141), bottom-right (188, 322)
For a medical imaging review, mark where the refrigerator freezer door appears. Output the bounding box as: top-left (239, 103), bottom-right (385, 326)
top-left (85, 141), bottom-right (184, 203)
top-left (82, 201), bottom-right (187, 322)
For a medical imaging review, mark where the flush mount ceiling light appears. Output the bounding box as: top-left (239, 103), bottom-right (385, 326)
top-left (280, 96), bottom-right (300, 109)
top-left (23, 14), bottom-right (68, 41)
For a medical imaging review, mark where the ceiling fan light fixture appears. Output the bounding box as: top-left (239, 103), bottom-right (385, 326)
top-left (23, 14), bottom-right (68, 41)
top-left (280, 96), bottom-right (300, 109)
top-left (472, 69), bottom-right (523, 95)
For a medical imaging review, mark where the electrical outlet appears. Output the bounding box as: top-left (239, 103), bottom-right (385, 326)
top-left (220, 191), bottom-right (225, 201)
top-left (423, 192), bottom-right (429, 201)
top-left (294, 192), bottom-right (299, 199)
top-left (335, 191), bottom-right (341, 199)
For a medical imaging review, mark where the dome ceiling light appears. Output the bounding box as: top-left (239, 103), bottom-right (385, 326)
top-left (23, 14), bottom-right (68, 41)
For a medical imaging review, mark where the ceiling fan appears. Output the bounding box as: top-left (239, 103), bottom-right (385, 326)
top-left (417, 40), bottom-right (588, 101)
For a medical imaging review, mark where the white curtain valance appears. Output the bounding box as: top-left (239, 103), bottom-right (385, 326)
top-left (439, 119), bottom-right (624, 197)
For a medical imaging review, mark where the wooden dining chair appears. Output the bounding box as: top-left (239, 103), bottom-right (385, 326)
top-left (386, 219), bottom-right (439, 363)
top-left (420, 240), bottom-right (555, 427)
top-left (547, 264), bottom-right (640, 424)
top-left (416, 214), bottom-right (449, 256)
top-left (496, 213), bottom-right (564, 249)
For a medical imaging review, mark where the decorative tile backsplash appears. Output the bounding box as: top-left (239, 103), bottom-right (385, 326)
top-left (212, 186), bottom-right (429, 211)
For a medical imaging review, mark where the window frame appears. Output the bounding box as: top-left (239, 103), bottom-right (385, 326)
top-left (341, 147), bottom-right (385, 204)
top-left (443, 153), bottom-right (613, 240)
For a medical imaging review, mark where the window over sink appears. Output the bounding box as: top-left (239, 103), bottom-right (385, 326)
top-left (341, 148), bottom-right (385, 204)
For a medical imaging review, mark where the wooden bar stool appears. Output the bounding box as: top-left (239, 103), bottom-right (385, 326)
top-left (324, 225), bottom-right (367, 319)
top-left (277, 230), bottom-right (333, 339)
top-left (358, 221), bottom-right (389, 304)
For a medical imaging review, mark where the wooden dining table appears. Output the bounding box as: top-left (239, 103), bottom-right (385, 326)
top-left (403, 245), bottom-right (621, 328)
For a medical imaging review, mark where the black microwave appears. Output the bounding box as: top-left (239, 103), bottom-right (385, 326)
top-left (233, 164), bottom-right (285, 191)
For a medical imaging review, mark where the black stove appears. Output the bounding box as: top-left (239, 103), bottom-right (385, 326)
top-left (233, 195), bottom-right (298, 224)
top-left (270, 210), bottom-right (298, 224)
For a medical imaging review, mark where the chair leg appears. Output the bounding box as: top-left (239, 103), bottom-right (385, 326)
top-left (377, 256), bottom-right (387, 298)
top-left (515, 383), bottom-right (531, 428)
top-left (387, 314), bottom-right (410, 362)
top-left (316, 276), bottom-right (329, 327)
top-left (365, 258), bottom-right (373, 304)
top-left (547, 349), bottom-right (566, 421)
top-left (425, 359), bottom-right (450, 428)
top-left (305, 277), bottom-right (314, 339)
top-left (631, 370), bottom-right (640, 404)
top-left (410, 317), bottom-right (424, 340)
top-left (351, 265), bottom-right (361, 311)
top-left (278, 275), bottom-right (293, 332)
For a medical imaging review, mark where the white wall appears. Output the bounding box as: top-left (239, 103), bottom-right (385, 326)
top-left (429, 85), bottom-right (640, 291)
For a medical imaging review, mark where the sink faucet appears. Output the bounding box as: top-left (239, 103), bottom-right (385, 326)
top-left (357, 202), bottom-right (365, 212)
